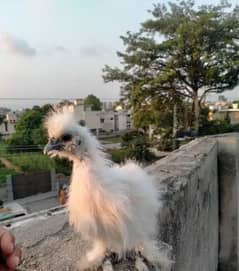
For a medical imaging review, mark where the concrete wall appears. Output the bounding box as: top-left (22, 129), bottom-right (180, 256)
top-left (217, 134), bottom-right (239, 271)
top-left (84, 111), bottom-right (101, 130)
top-left (117, 112), bottom-right (128, 131)
top-left (147, 134), bottom-right (239, 271)
top-left (99, 111), bottom-right (115, 132)
top-left (148, 138), bottom-right (219, 271)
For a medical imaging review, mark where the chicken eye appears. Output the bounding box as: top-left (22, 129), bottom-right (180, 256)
top-left (61, 133), bottom-right (72, 142)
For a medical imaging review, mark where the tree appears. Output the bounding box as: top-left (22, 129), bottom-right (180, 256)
top-left (84, 94), bottom-right (102, 111)
top-left (103, 1), bottom-right (239, 134)
top-left (7, 105), bottom-right (52, 150)
top-left (121, 131), bottom-right (156, 162)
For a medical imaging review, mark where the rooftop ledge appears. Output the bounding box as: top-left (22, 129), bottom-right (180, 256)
top-left (12, 133), bottom-right (239, 271)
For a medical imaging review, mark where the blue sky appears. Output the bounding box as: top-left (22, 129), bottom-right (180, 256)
top-left (0, 0), bottom-right (238, 109)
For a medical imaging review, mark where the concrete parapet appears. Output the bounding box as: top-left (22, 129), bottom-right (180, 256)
top-left (148, 138), bottom-right (219, 271)
top-left (217, 134), bottom-right (239, 271)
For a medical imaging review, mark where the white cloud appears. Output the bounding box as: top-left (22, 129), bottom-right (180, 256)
top-left (0, 32), bottom-right (36, 57)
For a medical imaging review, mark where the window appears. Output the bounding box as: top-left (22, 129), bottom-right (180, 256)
top-left (79, 120), bottom-right (85, 126)
top-left (100, 118), bottom-right (104, 123)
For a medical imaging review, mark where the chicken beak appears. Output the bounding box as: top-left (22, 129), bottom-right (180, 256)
top-left (43, 139), bottom-right (64, 155)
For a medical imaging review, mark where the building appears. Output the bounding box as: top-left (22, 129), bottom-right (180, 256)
top-left (213, 109), bottom-right (239, 125)
top-left (99, 111), bottom-right (115, 133)
top-left (102, 101), bottom-right (115, 112)
top-left (0, 112), bottom-right (18, 139)
top-left (114, 110), bottom-right (131, 131)
top-left (55, 99), bottom-right (132, 136)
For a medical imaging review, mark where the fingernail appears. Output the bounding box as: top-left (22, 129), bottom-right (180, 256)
top-left (13, 256), bottom-right (20, 266)
top-left (6, 242), bottom-right (14, 253)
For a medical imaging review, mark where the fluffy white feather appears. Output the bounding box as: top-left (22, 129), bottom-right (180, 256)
top-left (44, 112), bottom-right (171, 270)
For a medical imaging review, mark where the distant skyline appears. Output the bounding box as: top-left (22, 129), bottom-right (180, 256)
top-left (0, 0), bottom-right (238, 109)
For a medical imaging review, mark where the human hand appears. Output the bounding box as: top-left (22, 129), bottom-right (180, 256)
top-left (0, 227), bottom-right (21, 271)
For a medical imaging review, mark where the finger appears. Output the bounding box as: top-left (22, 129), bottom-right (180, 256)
top-left (6, 255), bottom-right (20, 270)
top-left (0, 231), bottom-right (14, 256)
top-left (14, 247), bottom-right (22, 260)
top-left (0, 228), bottom-right (14, 244)
top-left (0, 264), bottom-right (9, 271)
top-left (6, 247), bottom-right (22, 270)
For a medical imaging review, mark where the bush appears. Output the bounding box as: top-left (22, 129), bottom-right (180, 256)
top-left (6, 104), bottom-right (52, 152)
top-left (110, 149), bottom-right (130, 163)
top-left (0, 160), bottom-right (17, 184)
top-left (120, 131), bottom-right (156, 162)
top-left (199, 119), bottom-right (233, 136)
top-left (54, 158), bottom-right (72, 175)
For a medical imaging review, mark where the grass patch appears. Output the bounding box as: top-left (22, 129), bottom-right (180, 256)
top-left (0, 141), bottom-right (71, 180)
top-left (0, 141), bottom-right (8, 155)
top-left (110, 148), bottom-right (129, 163)
top-left (7, 153), bottom-right (71, 175)
top-left (102, 136), bottom-right (122, 144)
top-left (7, 153), bottom-right (55, 172)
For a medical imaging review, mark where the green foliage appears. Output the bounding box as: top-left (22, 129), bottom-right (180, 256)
top-left (0, 160), bottom-right (17, 184)
top-left (7, 104), bottom-right (52, 151)
top-left (110, 149), bottom-right (130, 164)
top-left (103, 1), bottom-right (239, 134)
top-left (155, 128), bottom-right (176, 151)
top-left (127, 136), bottom-right (155, 162)
top-left (53, 157), bottom-right (72, 176)
top-left (199, 106), bottom-right (235, 135)
top-left (7, 153), bottom-right (71, 175)
top-left (0, 141), bottom-right (8, 155)
top-left (8, 153), bottom-right (55, 172)
top-left (84, 94), bottom-right (102, 111)
top-left (199, 119), bottom-right (233, 136)
top-left (121, 131), bottom-right (140, 147)
top-left (102, 136), bottom-right (122, 144)
top-left (110, 131), bottom-right (156, 163)
top-left (121, 131), bottom-right (156, 162)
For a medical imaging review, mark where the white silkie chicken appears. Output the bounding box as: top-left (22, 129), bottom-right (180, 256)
top-left (44, 112), bottom-right (171, 271)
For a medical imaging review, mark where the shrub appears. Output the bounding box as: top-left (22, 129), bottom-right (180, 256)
top-left (110, 149), bottom-right (130, 163)
top-left (121, 131), bottom-right (156, 162)
top-left (199, 119), bottom-right (233, 136)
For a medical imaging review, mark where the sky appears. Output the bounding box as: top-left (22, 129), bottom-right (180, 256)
top-left (0, 0), bottom-right (238, 109)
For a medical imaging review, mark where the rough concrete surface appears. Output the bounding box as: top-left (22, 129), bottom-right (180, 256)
top-left (148, 137), bottom-right (219, 271)
top-left (13, 214), bottom-right (149, 271)
top-left (217, 134), bottom-right (239, 271)
top-left (13, 214), bottom-right (85, 271)
top-left (16, 191), bottom-right (59, 213)
top-left (9, 134), bottom-right (239, 271)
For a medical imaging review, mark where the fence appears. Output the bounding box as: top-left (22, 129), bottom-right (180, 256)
top-left (6, 169), bottom-right (56, 201)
